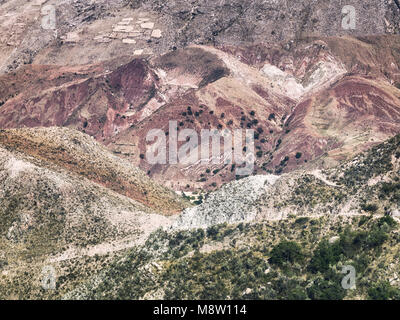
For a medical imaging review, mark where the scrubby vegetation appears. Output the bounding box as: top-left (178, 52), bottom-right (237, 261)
top-left (40, 214), bottom-right (400, 301)
top-left (328, 134), bottom-right (399, 188)
top-left (1, 132), bottom-right (399, 300)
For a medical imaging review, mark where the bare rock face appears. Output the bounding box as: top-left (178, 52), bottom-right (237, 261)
top-left (174, 134), bottom-right (400, 230)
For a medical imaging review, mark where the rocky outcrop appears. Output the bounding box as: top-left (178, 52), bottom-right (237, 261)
top-left (174, 175), bottom-right (280, 229)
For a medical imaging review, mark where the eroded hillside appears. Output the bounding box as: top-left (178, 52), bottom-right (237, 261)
top-left (1, 37), bottom-right (400, 191)
top-left (0, 132), bottom-right (398, 300)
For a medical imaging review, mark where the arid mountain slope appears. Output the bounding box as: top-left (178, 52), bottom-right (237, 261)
top-left (0, 59), bottom-right (158, 141)
top-left (106, 37), bottom-right (400, 189)
top-left (0, 133), bottom-right (178, 299)
top-left (0, 127), bottom-right (189, 214)
top-left (1, 0), bottom-right (400, 302)
top-left (0, 144), bottom-right (169, 249)
top-left (1, 37), bottom-right (400, 190)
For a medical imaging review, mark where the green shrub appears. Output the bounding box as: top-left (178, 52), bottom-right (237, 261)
top-left (309, 240), bottom-right (342, 273)
top-left (287, 286), bottom-right (308, 300)
top-left (206, 225), bottom-right (225, 240)
top-left (269, 241), bottom-right (303, 267)
top-left (377, 215), bottom-right (397, 228)
top-left (366, 228), bottom-right (388, 248)
top-left (361, 203), bottom-right (378, 213)
top-left (368, 281), bottom-right (400, 300)
top-left (339, 228), bottom-right (367, 257)
top-left (294, 217), bottom-right (309, 225)
top-left (307, 277), bottom-right (346, 300)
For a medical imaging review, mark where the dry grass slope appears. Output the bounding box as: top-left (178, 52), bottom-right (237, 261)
top-left (0, 127), bottom-right (189, 215)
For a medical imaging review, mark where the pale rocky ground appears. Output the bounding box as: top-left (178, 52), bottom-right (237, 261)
top-left (0, 0), bottom-right (165, 73)
top-left (174, 175), bottom-right (280, 229)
